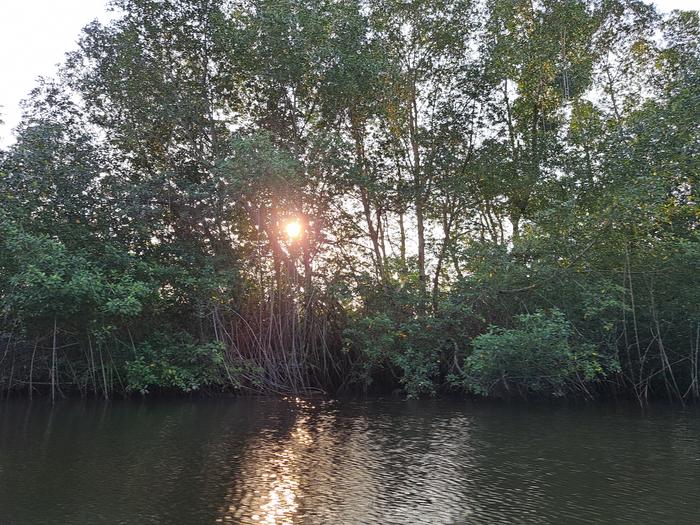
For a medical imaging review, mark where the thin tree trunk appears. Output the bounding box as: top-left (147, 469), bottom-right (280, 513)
top-left (398, 212), bottom-right (407, 267)
top-left (51, 317), bottom-right (57, 404)
top-left (409, 85), bottom-right (426, 294)
top-left (432, 207), bottom-right (453, 311)
top-left (29, 339), bottom-right (38, 400)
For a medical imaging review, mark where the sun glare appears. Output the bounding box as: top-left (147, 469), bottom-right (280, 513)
top-left (285, 220), bottom-right (302, 240)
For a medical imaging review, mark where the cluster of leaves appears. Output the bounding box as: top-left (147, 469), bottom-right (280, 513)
top-left (463, 310), bottom-right (609, 397)
top-left (0, 222), bottom-right (151, 335)
top-left (125, 333), bottom-right (226, 394)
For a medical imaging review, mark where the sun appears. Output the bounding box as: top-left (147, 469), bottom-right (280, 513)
top-left (285, 220), bottom-right (302, 240)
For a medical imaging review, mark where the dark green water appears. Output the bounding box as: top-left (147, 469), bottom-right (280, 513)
top-left (0, 398), bottom-right (699, 525)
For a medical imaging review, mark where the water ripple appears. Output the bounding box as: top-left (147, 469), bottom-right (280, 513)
top-left (0, 399), bottom-right (699, 524)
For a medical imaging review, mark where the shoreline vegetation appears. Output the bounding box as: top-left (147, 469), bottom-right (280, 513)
top-left (0, 0), bottom-right (698, 404)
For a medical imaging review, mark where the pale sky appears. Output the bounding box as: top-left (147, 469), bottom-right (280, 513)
top-left (0, 0), bottom-right (697, 147)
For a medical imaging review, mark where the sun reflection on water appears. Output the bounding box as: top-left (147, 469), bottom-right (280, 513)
top-left (215, 397), bottom-right (483, 524)
top-left (218, 397), bottom-right (315, 525)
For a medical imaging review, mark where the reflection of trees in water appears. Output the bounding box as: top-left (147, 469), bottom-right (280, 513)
top-left (327, 403), bottom-right (480, 524)
top-left (0, 400), bottom-right (277, 525)
top-left (4, 400), bottom-right (700, 524)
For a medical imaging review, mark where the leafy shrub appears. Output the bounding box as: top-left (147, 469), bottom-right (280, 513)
top-left (342, 313), bottom-right (397, 388)
top-left (463, 309), bottom-right (608, 397)
top-left (125, 333), bottom-right (227, 394)
top-left (343, 309), bottom-right (461, 398)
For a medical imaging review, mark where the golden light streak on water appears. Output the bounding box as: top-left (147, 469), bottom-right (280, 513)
top-left (219, 397), bottom-right (315, 524)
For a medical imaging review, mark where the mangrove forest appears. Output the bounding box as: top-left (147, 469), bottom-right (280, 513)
top-left (0, 0), bottom-right (698, 404)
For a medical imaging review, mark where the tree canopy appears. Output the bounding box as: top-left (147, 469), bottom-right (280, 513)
top-left (0, 0), bottom-right (698, 402)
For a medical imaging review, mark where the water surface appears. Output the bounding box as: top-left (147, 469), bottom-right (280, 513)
top-left (1, 398), bottom-right (698, 524)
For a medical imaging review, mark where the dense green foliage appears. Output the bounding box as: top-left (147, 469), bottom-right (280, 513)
top-left (462, 310), bottom-right (607, 397)
top-left (0, 0), bottom-right (698, 402)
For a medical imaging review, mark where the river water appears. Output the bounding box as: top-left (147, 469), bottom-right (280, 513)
top-left (0, 398), bottom-right (698, 524)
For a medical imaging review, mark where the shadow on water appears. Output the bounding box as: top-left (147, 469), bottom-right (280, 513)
top-left (1, 398), bottom-right (699, 524)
